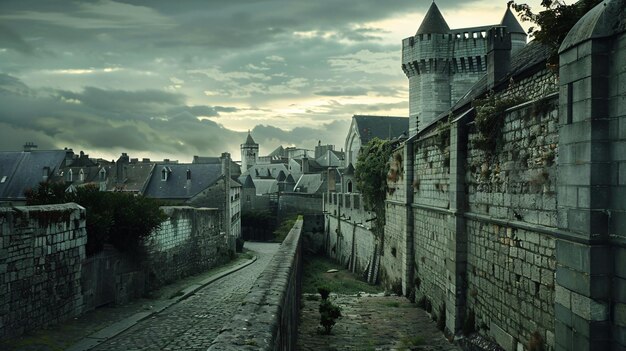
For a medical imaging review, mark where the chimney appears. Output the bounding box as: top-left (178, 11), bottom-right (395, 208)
top-left (23, 142), bottom-right (38, 152)
top-left (220, 152), bottom-right (232, 243)
top-left (487, 26), bottom-right (512, 89)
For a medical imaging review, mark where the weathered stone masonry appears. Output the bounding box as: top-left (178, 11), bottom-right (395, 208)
top-left (0, 203), bottom-right (86, 338)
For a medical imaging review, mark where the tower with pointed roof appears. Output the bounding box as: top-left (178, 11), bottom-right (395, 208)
top-left (402, 2), bottom-right (527, 136)
top-left (240, 131), bottom-right (259, 171)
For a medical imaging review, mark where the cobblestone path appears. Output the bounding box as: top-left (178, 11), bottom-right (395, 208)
top-left (298, 294), bottom-right (460, 351)
top-left (91, 242), bottom-right (279, 351)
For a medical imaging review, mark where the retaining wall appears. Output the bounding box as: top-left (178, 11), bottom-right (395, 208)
top-left (208, 218), bottom-right (303, 351)
top-left (0, 203), bottom-right (86, 338)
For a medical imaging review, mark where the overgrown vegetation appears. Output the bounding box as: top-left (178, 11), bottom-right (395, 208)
top-left (512, 0), bottom-right (603, 64)
top-left (354, 138), bottom-right (398, 236)
top-left (318, 288), bottom-right (342, 335)
top-left (26, 183), bottom-right (166, 256)
top-left (472, 92), bottom-right (527, 153)
top-left (241, 209), bottom-right (275, 241)
top-left (302, 255), bottom-right (382, 294)
top-left (273, 215), bottom-right (298, 242)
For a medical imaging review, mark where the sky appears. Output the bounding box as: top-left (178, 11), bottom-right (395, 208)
top-left (0, 0), bottom-right (542, 162)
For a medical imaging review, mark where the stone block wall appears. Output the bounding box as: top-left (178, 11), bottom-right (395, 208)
top-left (0, 203), bottom-right (86, 338)
top-left (278, 193), bottom-right (322, 221)
top-left (466, 221), bottom-right (556, 350)
top-left (208, 218), bottom-right (303, 351)
top-left (145, 206), bottom-right (229, 288)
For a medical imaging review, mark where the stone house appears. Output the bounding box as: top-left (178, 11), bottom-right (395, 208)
top-left (0, 144), bottom-right (73, 204)
top-left (143, 153), bottom-right (241, 245)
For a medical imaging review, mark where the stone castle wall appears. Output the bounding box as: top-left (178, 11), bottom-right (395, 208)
top-left (0, 204), bottom-right (86, 338)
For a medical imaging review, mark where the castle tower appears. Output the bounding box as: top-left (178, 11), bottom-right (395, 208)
top-left (500, 4), bottom-right (527, 54)
top-left (402, 3), bottom-right (526, 137)
top-left (240, 131), bottom-right (258, 171)
top-left (402, 2), bottom-right (452, 136)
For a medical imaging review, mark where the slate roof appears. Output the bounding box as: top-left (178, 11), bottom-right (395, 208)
top-left (252, 179), bottom-right (278, 195)
top-left (102, 162), bottom-right (155, 193)
top-left (294, 174), bottom-right (325, 194)
top-left (315, 151), bottom-right (344, 167)
top-left (267, 145), bottom-right (285, 157)
top-left (143, 163), bottom-right (222, 200)
top-left (353, 115), bottom-right (409, 144)
top-left (241, 174), bottom-right (255, 188)
top-left (416, 2), bottom-right (450, 34)
top-left (0, 150), bottom-right (68, 201)
top-left (246, 163), bottom-right (290, 179)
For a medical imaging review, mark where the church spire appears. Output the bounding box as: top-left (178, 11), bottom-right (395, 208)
top-left (416, 2), bottom-right (450, 35)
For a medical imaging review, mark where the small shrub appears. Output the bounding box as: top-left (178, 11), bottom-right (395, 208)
top-left (319, 299), bottom-right (342, 334)
top-left (317, 286), bottom-right (331, 300)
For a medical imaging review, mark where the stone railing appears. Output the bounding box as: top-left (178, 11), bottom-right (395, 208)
top-left (208, 218), bottom-right (303, 351)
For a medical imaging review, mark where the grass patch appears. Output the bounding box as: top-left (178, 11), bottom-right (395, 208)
top-left (273, 216), bottom-right (298, 242)
top-left (399, 335), bottom-right (425, 349)
top-left (302, 255), bottom-right (382, 294)
top-left (382, 301), bottom-right (401, 308)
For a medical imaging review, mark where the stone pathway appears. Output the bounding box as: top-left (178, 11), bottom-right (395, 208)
top-left (297, 293), bottom-right (460, 351)
top-left (90, 242), bottom-right (279, 351)
top-left (0, 242), bottom-right (278, 351)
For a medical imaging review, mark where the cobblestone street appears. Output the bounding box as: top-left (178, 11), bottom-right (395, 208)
top-left (297, 293), bottom-right (460, 351)
top-left (88, 242), bottom-right (279, 351)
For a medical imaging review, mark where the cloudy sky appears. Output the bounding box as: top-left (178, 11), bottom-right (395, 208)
top-left (0, 0), bottom-right (541, 162)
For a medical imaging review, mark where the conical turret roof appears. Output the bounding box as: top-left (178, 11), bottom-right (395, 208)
top-left (500, 5), bottom-right (526, 34)
top-left (416, 2), bottom-right (450, 35)
top-left (243, 130), bottom-right (258, 146)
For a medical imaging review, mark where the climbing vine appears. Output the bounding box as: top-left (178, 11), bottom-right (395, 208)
top-left (354, 138), bottom-right (396, 236)
top-left (472, 92), bottom-right (527, 153)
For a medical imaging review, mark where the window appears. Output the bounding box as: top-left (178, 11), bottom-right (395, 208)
top-left (0, 176), bottom-right (6, 183)
top-left (347, 180), bottom-right (353, 193)
top-left (186, 169), bottom-right (191, 180)
top-left (161, 168), bottom-right (168, 181)
top-left (99, 168), bottom-right (106, 181)
top-left (79, 169), bottom-right (85, 181)
top-left (67, 169), bottom-right (73, 182)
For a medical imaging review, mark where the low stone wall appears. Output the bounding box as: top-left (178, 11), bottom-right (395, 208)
top-left (208, 218), bottom-right (303, 351)
top-left (145, 206), bottom-right (230, 289)
top-left (0, 203), bottom-right (87, 338)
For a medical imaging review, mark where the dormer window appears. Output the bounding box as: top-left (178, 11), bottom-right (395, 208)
top-left (161, 167), bottom-right (171, 181)
top-left (42, 167), bottom-right (50, 181)
top-left (79, 169), bottom-right (85, 181)
top-left (99, 168), bottom-right (106, 181)
top-left (67, 169), bottom-right (73, 182)
top-left (186, 169), bottom-right (191, 180)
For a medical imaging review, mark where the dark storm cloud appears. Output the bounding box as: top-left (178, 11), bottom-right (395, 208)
top-left (0, 25), bottom-right (34, 54)
top-left (0, 75), bottom-right (350, 158)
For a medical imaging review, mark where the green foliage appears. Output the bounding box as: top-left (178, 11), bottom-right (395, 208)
top-left (355, 138), bottom-right (394, 209)
top-left (319, 299), bottom-right (342, 334)
top-left (355, 138), bottom-right (397, 236)
top-left (273, 216), bottom-right (298, 243)
top-left (472, 92), bottom-right (527, 153)
top-left (241, 210), bottom-right (275, 241)
top-left (26, 183), bottom-right (166, 256)
top-left (512, 0), bottom-right (602, 64)
top-left (301, 255), bottom-right (383, 294)
top-left (317, 286), bottom-right (331, 300)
